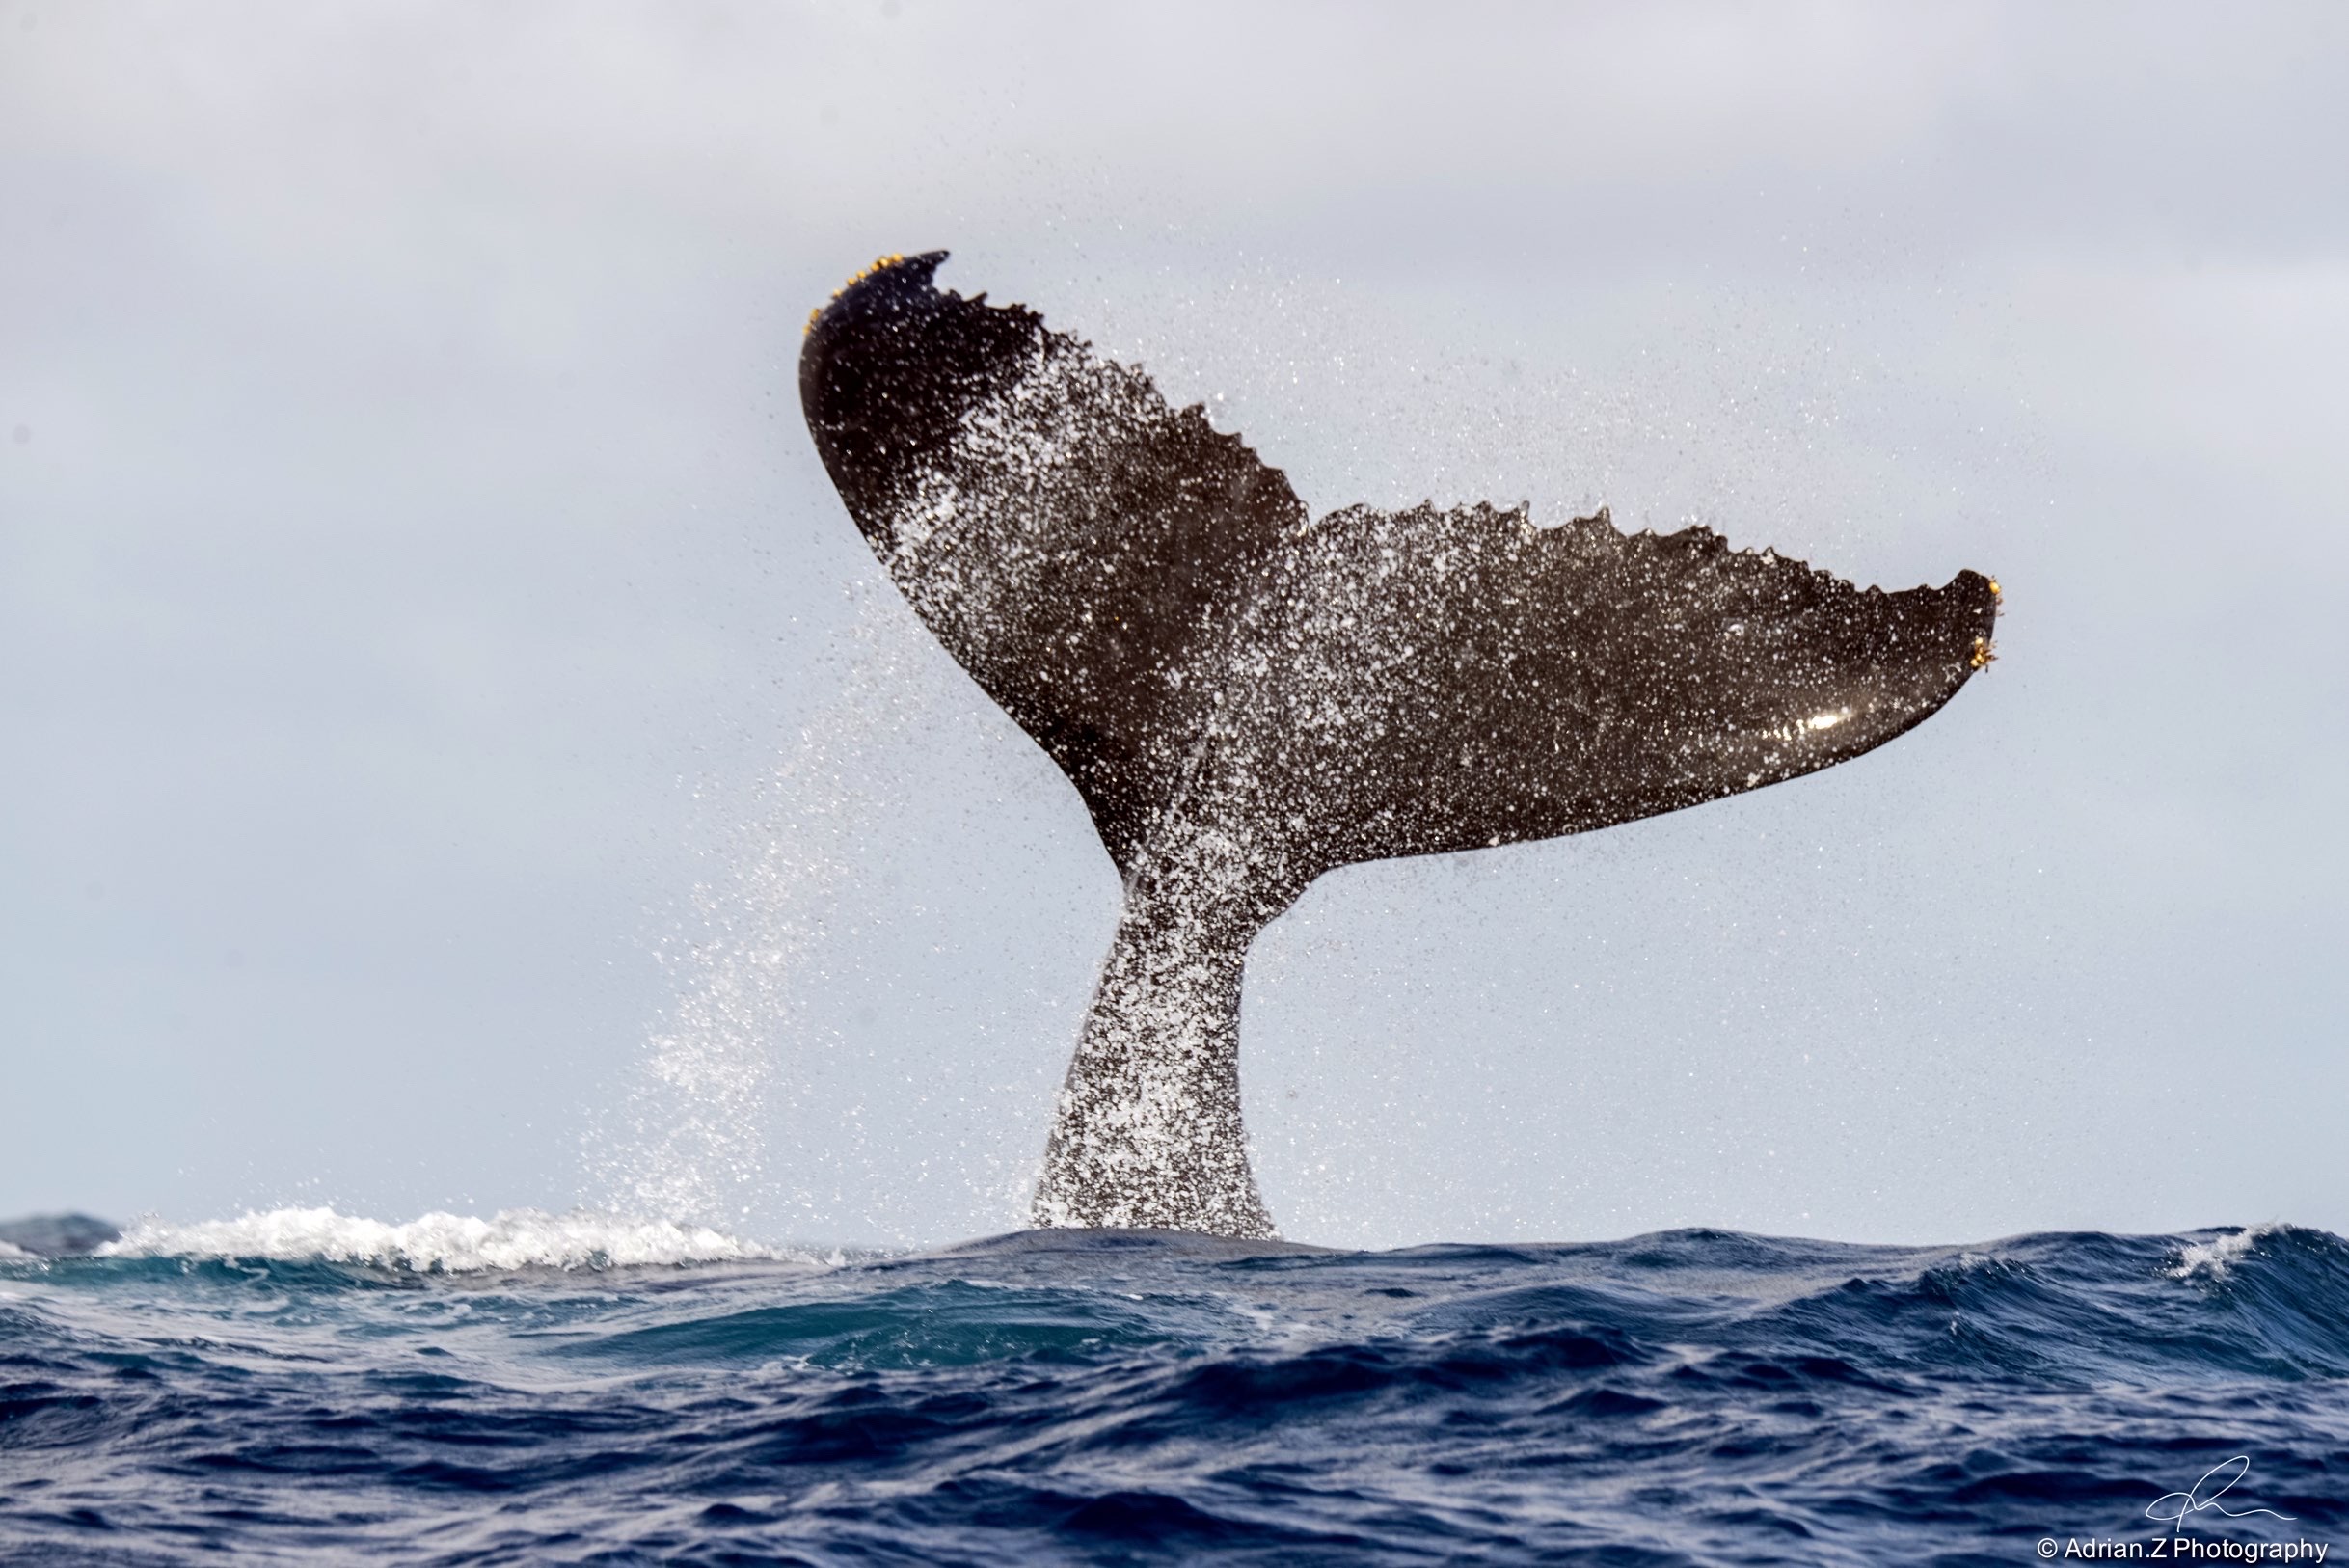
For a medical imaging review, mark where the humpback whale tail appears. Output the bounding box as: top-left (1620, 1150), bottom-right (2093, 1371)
top-left (799, 252), bottom-right (1998, 1239)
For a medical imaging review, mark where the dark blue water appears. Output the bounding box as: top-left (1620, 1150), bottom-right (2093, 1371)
top-left (5, 1219), bottom-right (2346, 1564)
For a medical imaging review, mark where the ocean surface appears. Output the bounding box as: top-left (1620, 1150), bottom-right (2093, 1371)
top-left (3, 1212), bottom-right (2345, 1565)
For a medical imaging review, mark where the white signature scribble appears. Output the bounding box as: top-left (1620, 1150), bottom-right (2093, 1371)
top-left (2146, 1456), bottom-right (2297, 1536)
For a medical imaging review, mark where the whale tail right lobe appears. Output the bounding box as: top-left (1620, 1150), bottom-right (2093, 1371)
top-left (798, 253), bottom-right (1999, 1237)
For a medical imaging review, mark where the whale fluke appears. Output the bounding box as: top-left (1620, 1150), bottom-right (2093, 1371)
top-left (799, 252), bottom-right (1999, 1239)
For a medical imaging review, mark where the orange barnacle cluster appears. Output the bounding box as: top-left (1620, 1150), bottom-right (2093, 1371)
top-left (804, 254), bottom-right (910, 335)
top-left (1969, 579), bottom-right (2003, 666)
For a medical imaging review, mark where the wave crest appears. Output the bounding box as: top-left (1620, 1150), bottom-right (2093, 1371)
top-left (99, 1206), bottom-right (798, 1273)
top-left (2168, 1224), bottom-right (2276, 1281)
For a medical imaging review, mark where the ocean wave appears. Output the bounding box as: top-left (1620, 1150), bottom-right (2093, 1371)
top-left (96, 1204), bottom-right (805, 1273)
top-left (6, 1224), bottom-right (2348, 1563)
top-left (0, 1236), bottom-right (31, 1261)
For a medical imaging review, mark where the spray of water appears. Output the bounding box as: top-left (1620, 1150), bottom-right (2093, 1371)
top-left (585, 584), bottom-right (938, 1232)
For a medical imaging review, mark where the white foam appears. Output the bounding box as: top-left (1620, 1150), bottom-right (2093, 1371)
top-left (0, 1237), bottom-right (32, 1261)
top-left (98, 1206), bottom-right (802, 1273)
top-left (2169, 1225), bottom-right (2274, 1281)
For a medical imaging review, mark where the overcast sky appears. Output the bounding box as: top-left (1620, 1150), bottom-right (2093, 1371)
top-left (3, 2), bottom-right (2344, 1248)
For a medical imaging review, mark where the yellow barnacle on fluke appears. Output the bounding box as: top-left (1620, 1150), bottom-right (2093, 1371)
top-left (806, 255), bottom-right (910, 335)
top-left (1970, 581), bottom-right (2003, 664)
top-left (837, 254), bottom-right (906, 295)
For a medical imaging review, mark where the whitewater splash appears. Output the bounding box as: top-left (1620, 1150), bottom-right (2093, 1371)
top-left (97, 1206), bottom-right (806, 1273)
top-left (52, 1211), bottom-right (2290, 1286)
top-left (2171, 1223), bottom-right (2279, 1281)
